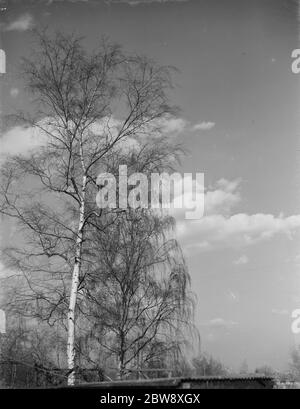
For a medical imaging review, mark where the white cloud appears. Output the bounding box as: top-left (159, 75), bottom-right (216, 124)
top-left (89, 115), bottom-right (187, 142)
top-left (175, 178), bottom-right (300, 252)
top-left (179, 213), bottom-right (300, 252)
top-left (271, 309), bottom-right (289, 316)
top-left (205, 178), bottom-right (241, 216)
top-left (200, 318), bottom-right (238, 328)
top-left (0, 49), bottom-right (6, 74)
top-left (149, 115), bottom-right (187, 136)
top-left (233, 255), bottom-right (249, 265)
top-left (0, 114), bottom-right (188, 160)
top-left (169, 177), bottom-right (241, 222)
top-left (0, 118), bottom-right (112, 158)
top-left (10, 88), bottom-right (19, 98)
top-left (0, 124), bottom-right (46, 157)
top-left (192, 121), bottom-right (215, 131)
top-left (0, 309), bottom-right (5, 334)
top-left (4, 13), bottom-right (34, 32)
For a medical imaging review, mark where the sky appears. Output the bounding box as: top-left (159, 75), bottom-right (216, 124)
top-left (1, 0), bottom-right (300, 371)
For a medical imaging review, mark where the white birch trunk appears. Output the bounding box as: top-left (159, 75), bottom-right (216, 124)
top-left (117, 357), bottom-right (126, 380)
top-left (67, 175), bottom-right (86, 386)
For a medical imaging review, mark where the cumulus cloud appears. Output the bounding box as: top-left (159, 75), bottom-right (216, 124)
top-left (192, 121), bottom-right (215, 131)
top-left (0, 309), bottom-right (5, 334)
top-left (233, 255), bottom-right (249, 265)
top-left (10, 88), bottom-right (19, 98)
top-left (4, 13), bottom-right (34, 32)
top-left (0, 124), bottom-right (46, 157)
top-left (0, 118), bottom-right (120, 158)
top-left (0, 114), bottom-right (187, 158)
top-left (271, 309), bottom-right (289, 316)
top-left (169, 177), bottom-right (241, 222)
top-left (180, 213), bottom-right (300, 252)
top-left (0, 49), bottom-right (6, 74)
top-left (175, 178), bottom-right (300, 252)
top-left (90, 115), bottom-right (187, 141)
top-left (147, 115), bottom-right (187, 136)
top-left (200, 318), bottom-right (238, 329)
top-left (205, 178), bottom-right (241, 216)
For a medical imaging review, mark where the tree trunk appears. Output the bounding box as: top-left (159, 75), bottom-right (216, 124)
top-left (118, 357), bottom-right (126, 380)
top-left (67, 176), bottom-right (86, 386)
top-left (117, 332), bottom-right (126, 380)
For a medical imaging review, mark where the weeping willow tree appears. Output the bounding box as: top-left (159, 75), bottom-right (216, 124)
top-left (78, 207), bottom-right (196, 379)
top-left (73, 133), bottom-right (197, 380)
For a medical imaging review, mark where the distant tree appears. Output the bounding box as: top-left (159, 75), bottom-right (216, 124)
top-left (0, 313), bottom-right (66, 387)
top-left (290, 345), bottom-right (300, 380)
top-left (192, 354), bottom-right (228, 376)
top-left (239, 359), bottom-right (249, 375)
top-left (255, 365), bottom-right (275, 377)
